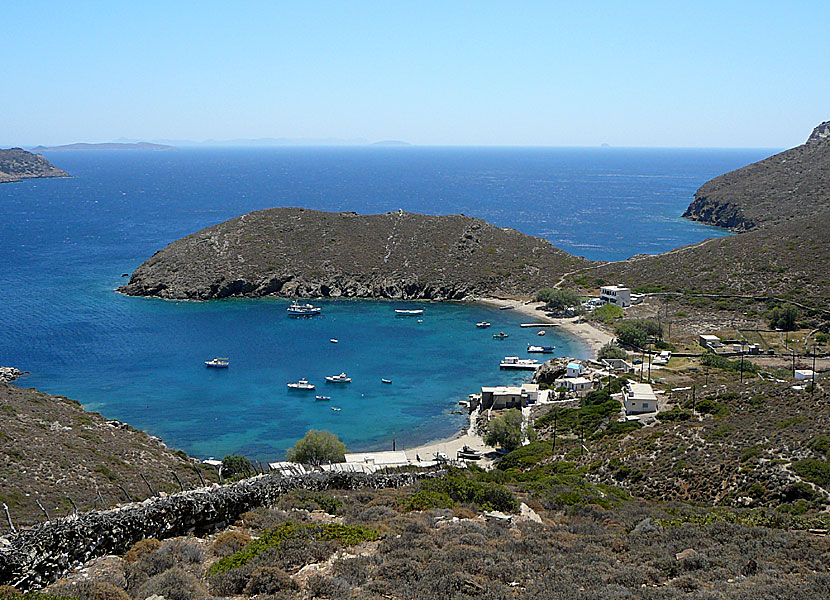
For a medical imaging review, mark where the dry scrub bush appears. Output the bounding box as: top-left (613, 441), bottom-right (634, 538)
top-left (135, 568), bottom-right (206, 600)
top-left (123, 539), bottom-right (161, 564)
top-left (211, 530), bottom-right (251, 557)
top-left (304, 575), bottom-right (351, 600)
top-left (50, 581), bottom-right (129, 600)
top-left (243, 566), bottom-right (297, 595)
top-left (0, 587), bottom-right (21, 599)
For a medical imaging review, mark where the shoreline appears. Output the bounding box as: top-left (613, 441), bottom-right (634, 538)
top-left (404, 297), bottom-right (615, 462)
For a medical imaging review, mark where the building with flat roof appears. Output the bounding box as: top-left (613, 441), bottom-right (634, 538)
top-left (699, 334), bottom-right (722, 350)
top-left (554, 376), bottom-right (594, 397)
top-left (566, 362), bottom-right (584, 378)
top-left (476, 383), bottom-right (539, 410)
top-left (623, 382), bottom-right (658, 415)
top-left (600, 285), bottom-right (631, 308)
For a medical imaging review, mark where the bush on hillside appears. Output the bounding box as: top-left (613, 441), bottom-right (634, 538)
top-left (536, 288), bottom-right (581, 311)
top-left (222, 455), bottom-right (254, 478)
top-left (590, 303), bottom-right (624, 324)
top-left (485, 408), bottom-right (534, 452)
top-left (615, 319), bottom-right (662, 349)
top-left (598, 342), bottom-right (627, 360)
top-left (766, 304), bottom-right (800, 331)
top-left (286, 430), bottom-right (347, 466)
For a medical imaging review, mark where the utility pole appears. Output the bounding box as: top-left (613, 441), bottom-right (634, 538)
top-left (647, 340), bottom-right (653, 383)
top-left (740, 352), bottom-right (745, 384)
top-left (692, 385), bottom-right (696, 415)
top-left (792, 351), bottom-right (796, 379)
top-left (810, 344), bottom-right (816, 398)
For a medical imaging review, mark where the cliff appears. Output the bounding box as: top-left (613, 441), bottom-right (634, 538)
top-left (118, 208), bottom-right (591, 301)
top-left (0, 148), bottom-right (70, 183)
top-left (682, 121), bottom-right (830, 231)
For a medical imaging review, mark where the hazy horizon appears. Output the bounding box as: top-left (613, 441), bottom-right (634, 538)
top-left (2, 2), bottom-right (827, 148)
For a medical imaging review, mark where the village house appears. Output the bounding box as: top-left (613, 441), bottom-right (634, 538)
top-left (566, 361), bottom-right (585, 378)
top-left (600, 285), bottom-right (631, 307)
top-left (554, 376), bottom-right (594, 397)
top-left (699, 334), bottom-right (723, 350)
top-left (623, 381), bottom-right (659, 415)
top-left (474, 383), bottom-right (540, 410)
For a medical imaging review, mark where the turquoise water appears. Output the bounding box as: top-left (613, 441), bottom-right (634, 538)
top-left (0, 147), bottom-right (775, 460)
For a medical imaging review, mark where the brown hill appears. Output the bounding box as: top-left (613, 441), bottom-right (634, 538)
top-left (582, 211), bottom-right (830, 304)
top-left (119, 208), bottom-right (591, 301)
top-left (0, 148), bottom-right (70, 183)
top-left (0, 383), bottom-right (213, 529)
top-left (683, 121), bottom-right (830, 231)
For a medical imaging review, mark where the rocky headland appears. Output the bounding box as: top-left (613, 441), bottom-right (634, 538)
top-left (682, 121), bottom-right (830, 231)
top-left (118, 208), bottom-right (591, 301)
top-left (0, 148), bottom-right (70, 183)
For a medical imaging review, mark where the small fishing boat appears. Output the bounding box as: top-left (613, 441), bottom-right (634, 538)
top-left (325, 372), bottom-right (352, 383)
top-left (476, 321), bottom-right (491, 328)
top-left (330, 338), bottom-right (338, 343)
top-left (457, 445), bottom-right (482, 460)
top-left (394, 308), bottom-right (424, 315)
top-left (287, 301), bottom-right (322, 316)
top-left (537, 330), bottom-right (546, 336)
top-left (499, 305), bottom-right (515, 310)
top-left (499, 356), bottom-right (540, 370)
top-left (331, 406), bottom-right (341, 412)
top-left (381, 378), bottom-right (392, 384)
top-left (492, 332), bottom-right (509, 339)
top-left (315, 395), bottom-right (331, 401)
top-left (527, 345), bottom-right (556, 353)
top-left (287, 378), bottom-right (315, 390)
top-left (205, 357), bottom-right (229, 368)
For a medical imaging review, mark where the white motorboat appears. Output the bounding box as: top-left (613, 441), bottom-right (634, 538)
top-left (205, 357), bottom-right (229, 368)
top-left (381, 378), bottom-right (392, 384)
top-left (499, 356), bottom-right (540, 370)
top-left (325, 372), bottom-right (352, 383)
top-left (394, 308), bottom-right (424, 315)
top-left (527, 345), bottom-right (556, 353)
top-left (330, 338), bottom-right (339, 343)
top-left (287, 301), bottom-right (322, 316)
top-left (287, 378), bottom-right (315, 390)
top-left (331, 406), bottom-right (341, 412)
top-left (476, 321), bottom-right (491, 328)
top-left (315, 395), bottom-right (331, 401)
top-left (537, 330), bottom-right (546, 336)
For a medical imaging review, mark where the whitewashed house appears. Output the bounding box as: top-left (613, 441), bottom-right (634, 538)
top-left (554, 376), bottom-right (594, 397)
top-left (566, 362), bottom-right (585, 378)
top-left (600, 285), bottom-right (631, 308)
top-left (623, 382), bottom-right (659, 415)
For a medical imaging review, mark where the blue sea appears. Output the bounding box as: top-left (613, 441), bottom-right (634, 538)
top-left (0, 146), bottom-right (775, 460)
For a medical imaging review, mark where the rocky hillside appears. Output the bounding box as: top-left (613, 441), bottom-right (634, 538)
top-left (0, 148), bottom-right (70, 183)
top-left (0, 382), bottom-right (214, 529)
top-left (582, 212), bottom-right (830, 304)
top-left (682, 121), bottom-right (830, 231)
top-left (119, 208), bottom-right (591, 301)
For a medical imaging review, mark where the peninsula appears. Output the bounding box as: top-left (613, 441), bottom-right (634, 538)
top-left (0, 148), bottom-right (70, 183)
top-left (118, 208), bottom-right (590, 300)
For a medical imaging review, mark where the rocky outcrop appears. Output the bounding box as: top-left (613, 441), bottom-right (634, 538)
top-left (682, 196), bottom-right (754, 231)
top-left (532, 357), bottom-right (573, 386)
top-left (0, 148), bottom-right (70, 184)
top-left (0, 367), bottom-right (26, 384)
top-left (118, 208), bottom-right (591, 301)
top-left (0, 470), bottom-right (445, 590)
top-left (681, 120), bottom-right (830, 231)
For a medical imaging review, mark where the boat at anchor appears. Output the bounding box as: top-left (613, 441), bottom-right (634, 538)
top-left (204, 357), bottom-right (229, 368)
top-left (325, 372), bottom-right (352, 383)
top-left (287, 378), bottom-right (315, 390)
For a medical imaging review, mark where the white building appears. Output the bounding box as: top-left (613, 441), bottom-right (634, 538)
top-left (554, 376), bottom-right (594, 397)
top-left (623, 382), bottom-right (659, 415)
top-left (600, 285), bottom-right (631, 308)
top-left (795, 369), bottom-right (816, 381)
top-left (699, 334), bottom-right (722, 350)
top-left (478, 383), bottom-right (540, 410)
top-left (566, 362), bottom-right (585, 378)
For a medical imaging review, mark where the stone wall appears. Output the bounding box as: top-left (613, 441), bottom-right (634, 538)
top-left (0, 469), bottom-right (444, 590)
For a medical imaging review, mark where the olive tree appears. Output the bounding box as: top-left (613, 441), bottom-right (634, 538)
top-left (286, 430), bottom-right (347, 466)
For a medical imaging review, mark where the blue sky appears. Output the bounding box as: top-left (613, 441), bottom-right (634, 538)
top-left (2, 1), bottom-right (827, 147)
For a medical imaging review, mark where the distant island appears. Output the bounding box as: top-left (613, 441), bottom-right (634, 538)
top-left (0, 147), bottom-right (70, 183)
top-left (30, 142), bottom-right (175, 152)
top-left (371, 140), bottom-right (412, 146)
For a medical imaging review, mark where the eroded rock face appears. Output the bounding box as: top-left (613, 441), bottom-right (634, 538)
top-left (0, 470), bottom-right (445, 590)
top-left (0, 148), bottom-right (70, 184)
top-left (682, 196), bottom-right (755, 232)
top-left (0, 367), bottom-right (26, 384)
top-left (118, 208), bottom-right (591, 301)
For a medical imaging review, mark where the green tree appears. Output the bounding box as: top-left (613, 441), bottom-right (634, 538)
top-left (222, 455), bottom-right (254, 478)
top-left (590, 303), bottom-right (624, 324)
top-left (767, 304), bottom-right (799, 331)
top-left (485, 409), bottom-right (533, 452)
top-left (614, 318), bottom-right (662, 348)
top-left (286, 430), bottom-right (347, 466)
top-left (536, 288), bottom-right (581, 311)
top-left (597, 342), bottom-right (627, 360)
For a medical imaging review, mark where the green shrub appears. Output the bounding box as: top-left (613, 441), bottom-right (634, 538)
top-left (286, 430), bottom-right (347, 465)
top-left (484, 408), bottom-right (530, 451)
top-left (536, 288), bottom-right (581, 311)
top-left (417, 474), bottom-right (518, 512)
top-left (211, 530), bottom-right (251, 557)
top-left (497, 440), bottom-right (555, 470)
top-left (807, 435), bottom-right (830, 457)
top-left (597, 342), bottom-right (626, 360)
top-left (590, 303), bottom-right (624, 323)
top-left (404, 490), bottom-right (454, 511)
top-left (766, 304), bottom-right (799, 331)
top-left (208, 521), bottom-right (380, 576)
top-left (792, 459), bottom-right (830, 488)
top-left (221, 455), bottom-right (254, 478)
top-left (700, 351), bottom-right (758, 373)
top-left (656, 408), bottom-right (691, 422)
top-left (615, 319), bottom-right (662, 349)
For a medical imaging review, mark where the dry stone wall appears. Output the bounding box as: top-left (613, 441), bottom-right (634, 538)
top-left (0, 469), bottom-right (444, 590)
